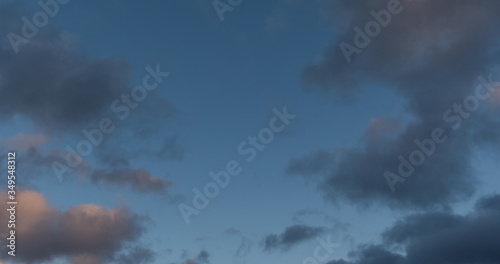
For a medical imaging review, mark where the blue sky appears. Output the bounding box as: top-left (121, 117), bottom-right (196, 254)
top-left (1, 1), bottom-right (500, 264)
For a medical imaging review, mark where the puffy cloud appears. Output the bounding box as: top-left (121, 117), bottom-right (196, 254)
top-left (327, 245), bottom-right (406, 264)
top-left (0, 30), bottom-right (132, 133)
top-left (0, 190), bottom-right (149, 264)
top-left (326, 194), bottom-right (500, 264)
top-left (0, 1), bottom-right (134, 134)
top-left (0, 2), bottom-right (183, 184)
top-left (291, 0), bottom-right (500, 208)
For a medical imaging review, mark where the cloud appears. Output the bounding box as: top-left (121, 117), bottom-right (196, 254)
top-left (0, 133), bottom-right (173, 195)
top-left (91, 168), bottom-right (171, 195)
top-left (263, 225), bottom-right (325, 252)
top-left (3, 140), bottom-right (91, 182)
top-left (0, 2), bottom-right (138, 134)
top-left (0, 190), bottom-right (149, 264)
top-left (0, 29), bottom-right (132, 133)
top-left (0, 2), bottom-right (183, 179)
top-left (326, 194), bottom-right (500, 264)
top-left (475, 194), bottom-right (500, 212)
top-left (327, 245), bottom-right (406, 264)
top-left (291, 0), bottom-right (500, 209)
top-left (365, 116), bottom-right (401, 143)
top-left (2, 132), bottom-right (48, 151)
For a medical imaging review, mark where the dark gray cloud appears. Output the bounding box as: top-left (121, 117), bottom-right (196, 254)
top-left (475, 193), bottom-right (500, 212)
top-left (0, 2), bottom-right (183, 182)
top-left (291, 0), bottom-right (500, 209)
top-left (0, 1), bottom-right (184, 199)
top-left (0, 10), bottom-right (131, 133)
top-left (0, 190), bottom-right (149, 264)
top-left (327, 245), bottom-right (406, 264)
top-left (381, 211), bottom-right (464, 246)
top-left (91, 168), bottom-right (172, 195)
top-left (326, 194), bottom-right (500, 264)
top-left (0, 137), bottom-right (173, 195)
top-left (1, 139), bottom-right (91, 184)
top-left (263, 225), bottom-right (325, 252)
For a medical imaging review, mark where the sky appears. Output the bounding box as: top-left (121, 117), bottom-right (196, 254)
top-left (0, 0), bottom-right (499, 264)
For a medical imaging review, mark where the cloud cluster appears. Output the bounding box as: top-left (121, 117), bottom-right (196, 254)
top-left (0, 190), bottom-right (150, 264)
top-left (292, 0), bottom-right (500, 208)
top-left (326, 194), bottom-right (500, 264)
top-left (0, 134), bottom-right (173, 195)
top-left (0, 2), bottom-right (182, 189)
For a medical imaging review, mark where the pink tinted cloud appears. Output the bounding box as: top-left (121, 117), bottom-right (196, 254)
top-left (2, 133), bottom-right (48, 151)
top-left (0, 190), bottom-right (147, 264)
